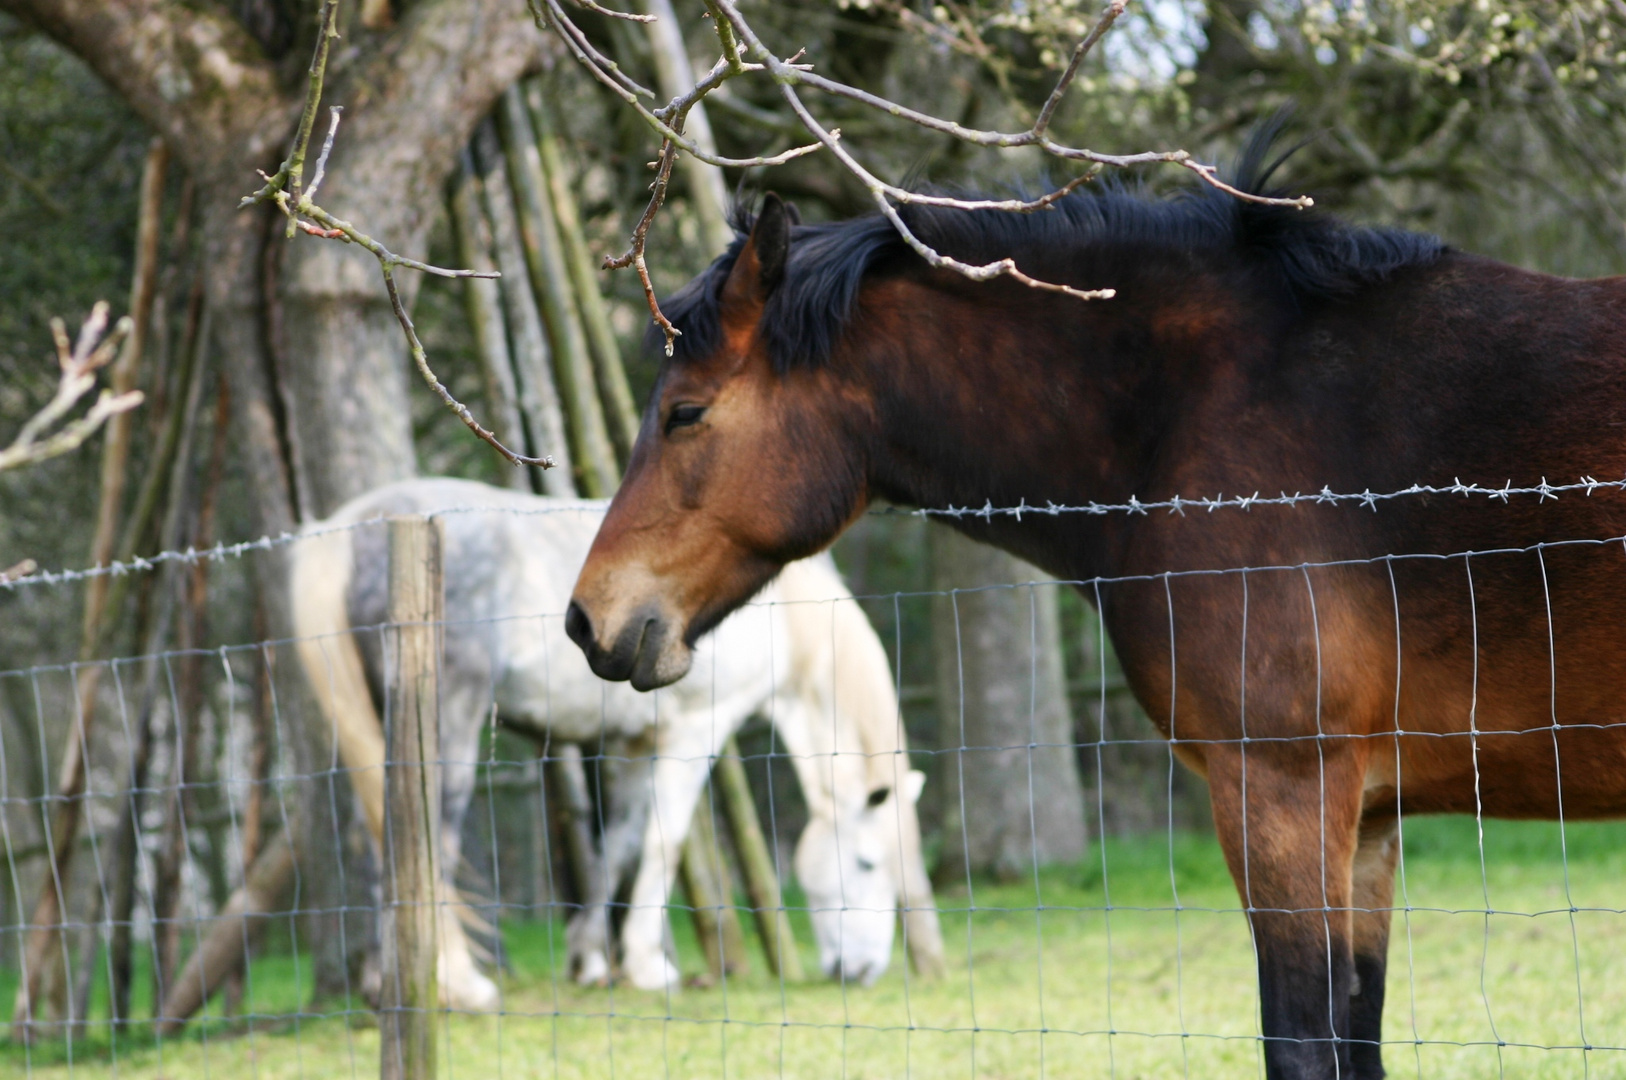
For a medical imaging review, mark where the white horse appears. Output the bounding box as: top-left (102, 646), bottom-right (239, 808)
top-left (289, 478), bottom-right (943, 1005)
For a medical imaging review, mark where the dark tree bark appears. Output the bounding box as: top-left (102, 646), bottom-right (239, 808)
top-left (930, 526), bottom-right (1088, 882)
top-left (2, 0), bottom-right (548, 1004)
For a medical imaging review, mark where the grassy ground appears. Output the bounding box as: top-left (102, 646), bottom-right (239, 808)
top-left (11, 815), bottom-right (1626, 1079)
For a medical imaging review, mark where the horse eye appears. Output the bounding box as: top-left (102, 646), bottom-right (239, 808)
top-left (856, 858), bottom-right (876, 872)
top-left (665, 403), bottom-right (707, 433)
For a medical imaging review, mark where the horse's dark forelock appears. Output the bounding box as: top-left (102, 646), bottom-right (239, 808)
top-left (652, 137), bottom-right (1444, 373)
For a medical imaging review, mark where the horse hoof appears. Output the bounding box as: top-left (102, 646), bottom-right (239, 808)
top-left (573, 950), bottom-right (611, 987)
top-left (624, 953), bottom-right (682, 992)
top-left (443, 969), bottom-right (500, 1011)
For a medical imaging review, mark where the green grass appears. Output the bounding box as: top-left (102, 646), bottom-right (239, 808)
top-left (13, 816), bottom-right (1626, 1078)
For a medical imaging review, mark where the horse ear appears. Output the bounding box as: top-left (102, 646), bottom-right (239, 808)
top-left (902, 769), bottom-right (926, 805)
top-left (721, 193), bottom-right (792, 312)
top-left (754, 193), bottom-right (792, 290)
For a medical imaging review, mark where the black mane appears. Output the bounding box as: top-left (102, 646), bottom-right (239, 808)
top-left (659, 141), bottom-right (1444, 373)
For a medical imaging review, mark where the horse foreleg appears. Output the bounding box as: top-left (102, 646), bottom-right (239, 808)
top-left (1208, 744), bottom-right (1367, 1080)
top-left (619, 718), bottom-right (731, 991)
top-left (1349, 813), bottom-right (1398, 1080)
top-left (568, 735), bottom-right (652, 986)
top-left (432, 689), bottom-right (499, 1011)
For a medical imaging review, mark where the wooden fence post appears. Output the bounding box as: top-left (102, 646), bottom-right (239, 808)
top-left (381, 516), bottom-right (442, 1080)
top-left (681, 785), bottom-right (748, 981)
top-left (714, 738), bottom-right (803, 980)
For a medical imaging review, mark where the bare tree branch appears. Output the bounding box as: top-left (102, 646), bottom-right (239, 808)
top-left (0, 304), bottom-right (142, 474)
top-left (532, 0), bottom-right (1315, 347)
top-left (305, 105), bottom-right (344, 203)
top-left (0, 560), bottom-right (38, 585)
top-left (569, 0), bottom-right (654, 23)
top-left (604, 138), bottom-right (684, 351)
top-left (240, 0), bottom-right (556, 472)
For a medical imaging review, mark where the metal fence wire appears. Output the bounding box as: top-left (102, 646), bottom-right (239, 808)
top-left (3, 489), bottom-right (1626, 1080)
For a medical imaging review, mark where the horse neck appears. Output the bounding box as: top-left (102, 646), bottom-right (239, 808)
top-left (843, 255), bottom-right (1260, 580)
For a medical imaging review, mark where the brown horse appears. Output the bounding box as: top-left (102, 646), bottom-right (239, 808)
top-left (566, 137), bottom-right (1626, 1079)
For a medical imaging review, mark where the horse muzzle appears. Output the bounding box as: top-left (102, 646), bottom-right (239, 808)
top-left (565, 599), bottom-right (693, 691)
top-left (823, 956), bottom-right (883, 988)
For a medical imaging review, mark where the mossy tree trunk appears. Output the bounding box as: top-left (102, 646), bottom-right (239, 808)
top-left (3, 0), bottom-right (548, 1005)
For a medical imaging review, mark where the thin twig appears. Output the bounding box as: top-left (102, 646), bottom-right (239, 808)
top-left (702, 0), bottom-right (746, 75)
top-left (306, 106), bottom-right (344, 202)
top-left (383, 265), bottom-right (556, 468)
top-left (238, 0), bottom-right (341, 223)
top-left (604, 139), bottom-right (684, 354)
top-left (1031, 0), bottom-right (1126, 139)
top-left (536, 0), bottom-right (821, 168)
top-left (0, 559), bottom-right (37, 585)
top-left (292, 200), bottom-right (500, 279)
top-left (569, 0), bottom-right (654, 22)
top-left (0, 305), bottom-right (143, 474)
top-left (527, 0), bottom-right (655, 99)
top-left (289, 0), bottom-right (341, 215)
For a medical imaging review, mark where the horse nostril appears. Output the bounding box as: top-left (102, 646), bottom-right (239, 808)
top-left (564, 601), bottom-right (594, 652)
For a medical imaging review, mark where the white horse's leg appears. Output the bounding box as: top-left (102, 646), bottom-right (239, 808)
top-left (619, 714), bottom-right (736, 991)
top-left (568, 735), bottom-right (652, 986)
top-left (434, 684), bottom-right (500, 1010)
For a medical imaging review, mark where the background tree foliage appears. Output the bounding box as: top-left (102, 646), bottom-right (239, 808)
top-left (0, 0), bottom-right (1623, 1003)
top-left (7, 0), bottom-right (1622, 539)
top-left (0, 24), bottom-right (148, 579)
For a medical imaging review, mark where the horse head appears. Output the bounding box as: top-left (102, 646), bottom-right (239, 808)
top-left (567, 195), bottom-right (870, 690)
top-left (793, 769), bottom-right (926, 986)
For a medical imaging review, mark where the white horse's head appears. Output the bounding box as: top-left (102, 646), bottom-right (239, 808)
top-left (794, 769), bottom-right (926, 986)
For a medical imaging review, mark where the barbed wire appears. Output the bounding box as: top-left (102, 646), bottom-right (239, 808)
top-left (891, 473), bottom-right (1626, 520)
top-left (7, 472), bottom-right (1623, 592)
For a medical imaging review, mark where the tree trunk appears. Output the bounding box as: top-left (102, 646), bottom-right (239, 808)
top-left (525, 82), bottom-right (641, 464)
top-left (9, 0), bottom-right (548, 1018)
top-left (194, 194), bottom-right (381, 1005)
top-left (930, 526), bottom-right (1087, 882)
top-left (472, 117), bottom-right (577, 496)
top-left (495, 84), bottom-right (618, 497)
top-left (448, 152), bottom-right (529, 490)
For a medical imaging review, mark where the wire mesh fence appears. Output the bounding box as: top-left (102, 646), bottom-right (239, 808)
top-left (4, 489), bottom-right (1626, 1079)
